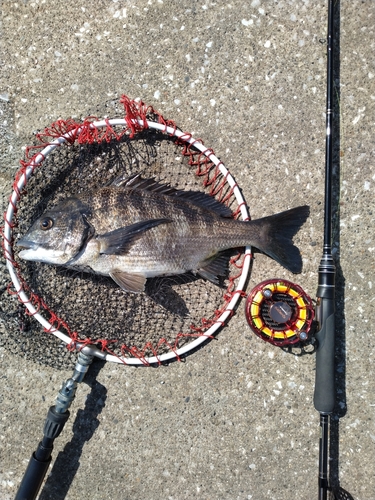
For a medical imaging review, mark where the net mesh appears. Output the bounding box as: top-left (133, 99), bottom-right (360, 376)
top-left (1, 96), bottom-right (250, 366)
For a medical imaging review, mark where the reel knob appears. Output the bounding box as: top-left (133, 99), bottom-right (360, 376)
top-left (245, 279), bottom-right (314, 346)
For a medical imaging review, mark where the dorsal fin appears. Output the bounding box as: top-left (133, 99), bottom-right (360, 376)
top-left (109, 173), bottom-right (233, 218)
top-left (173, 191), bottom-right (233, 217)
top-left (108, 172), bottom-right (177, 195)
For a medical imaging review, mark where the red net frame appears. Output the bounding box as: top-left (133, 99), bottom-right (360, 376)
top-left (1, 95), bottom-right (252, 366)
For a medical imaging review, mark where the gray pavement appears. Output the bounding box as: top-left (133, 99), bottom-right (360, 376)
top-left (0, 1), bottom-right (374, 499)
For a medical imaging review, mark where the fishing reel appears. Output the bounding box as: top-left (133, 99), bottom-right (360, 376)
top-left (245, 279), bottom-right (315, 347)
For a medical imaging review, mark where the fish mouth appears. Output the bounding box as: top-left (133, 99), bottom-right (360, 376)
top-left (17, 238), bottom-right (47, 262)
top-left (16, 238), bottom-right (39, 251)
top-left (17, 237), bottom-right (68, 264)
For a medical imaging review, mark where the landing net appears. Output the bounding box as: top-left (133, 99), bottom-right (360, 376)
top-left (1, 95), bottom-right (251, 366)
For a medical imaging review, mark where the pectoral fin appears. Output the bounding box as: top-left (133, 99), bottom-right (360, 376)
top-left (99, 218), bottom-right (171, 255)
top-left (110, 270), bottom-right (147, 293)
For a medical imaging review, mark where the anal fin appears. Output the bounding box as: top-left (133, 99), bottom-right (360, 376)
top-left (196, 253), bottom-right (229, 285)
top-left (110, 270), bottom-right (147, 293)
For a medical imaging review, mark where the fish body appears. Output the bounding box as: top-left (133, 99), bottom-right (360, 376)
top-left (18, 173), bottom-right (310, 293)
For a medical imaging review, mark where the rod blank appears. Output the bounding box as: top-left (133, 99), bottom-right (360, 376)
top-left (313, 1), bottom-right (336, 499)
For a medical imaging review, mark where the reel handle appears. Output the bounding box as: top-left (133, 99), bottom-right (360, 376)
top-left (313, 254), bottom-right (336, 414)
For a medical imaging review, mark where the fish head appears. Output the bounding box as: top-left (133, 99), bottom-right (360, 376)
top-left (17, 197), bottom-right (93, 265)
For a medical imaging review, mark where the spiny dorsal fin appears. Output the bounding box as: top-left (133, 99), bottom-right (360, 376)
top-left (110, 173), bottom-right (233, 218)
top-left (108, 172), bottom-right (177, 194)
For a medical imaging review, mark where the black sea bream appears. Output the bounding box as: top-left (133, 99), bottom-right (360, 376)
top-left (18, 173), bottom-right (310, 293)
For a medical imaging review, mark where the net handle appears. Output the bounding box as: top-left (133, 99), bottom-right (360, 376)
top-left (3, 118), bottom-right (251, 365)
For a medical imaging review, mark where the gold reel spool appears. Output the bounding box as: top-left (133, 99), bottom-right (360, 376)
top-left (245, 279), bottom-right (314, 346)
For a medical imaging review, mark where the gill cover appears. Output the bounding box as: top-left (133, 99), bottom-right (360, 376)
top-left (17, 198), bottom-right (93, 265)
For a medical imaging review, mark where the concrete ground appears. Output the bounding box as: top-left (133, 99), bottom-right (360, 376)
top-left (0, 1), bottom-right (374, 499)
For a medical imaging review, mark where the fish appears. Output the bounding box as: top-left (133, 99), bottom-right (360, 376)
top-left (17, 173), bottom-right (310, 293)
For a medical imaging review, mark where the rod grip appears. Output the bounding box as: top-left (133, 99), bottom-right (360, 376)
top-left (15, 408), bottom-right (70, 500)
top-left (314, 298), bottom-right (335, 413)
top-left (15, 449), bottom-right (52, 500)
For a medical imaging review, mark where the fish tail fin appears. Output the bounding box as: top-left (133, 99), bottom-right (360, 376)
top-left (250, 205), bottom-right (310, 273)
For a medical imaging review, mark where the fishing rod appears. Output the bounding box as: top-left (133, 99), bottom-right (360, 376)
top-left (245, 1), bottom-right (340, 498)
top-left (313, 0), bottom-right (336, 498)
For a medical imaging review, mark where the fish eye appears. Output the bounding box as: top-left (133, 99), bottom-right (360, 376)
top-left (40, 217), bottom-right (54, 230)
